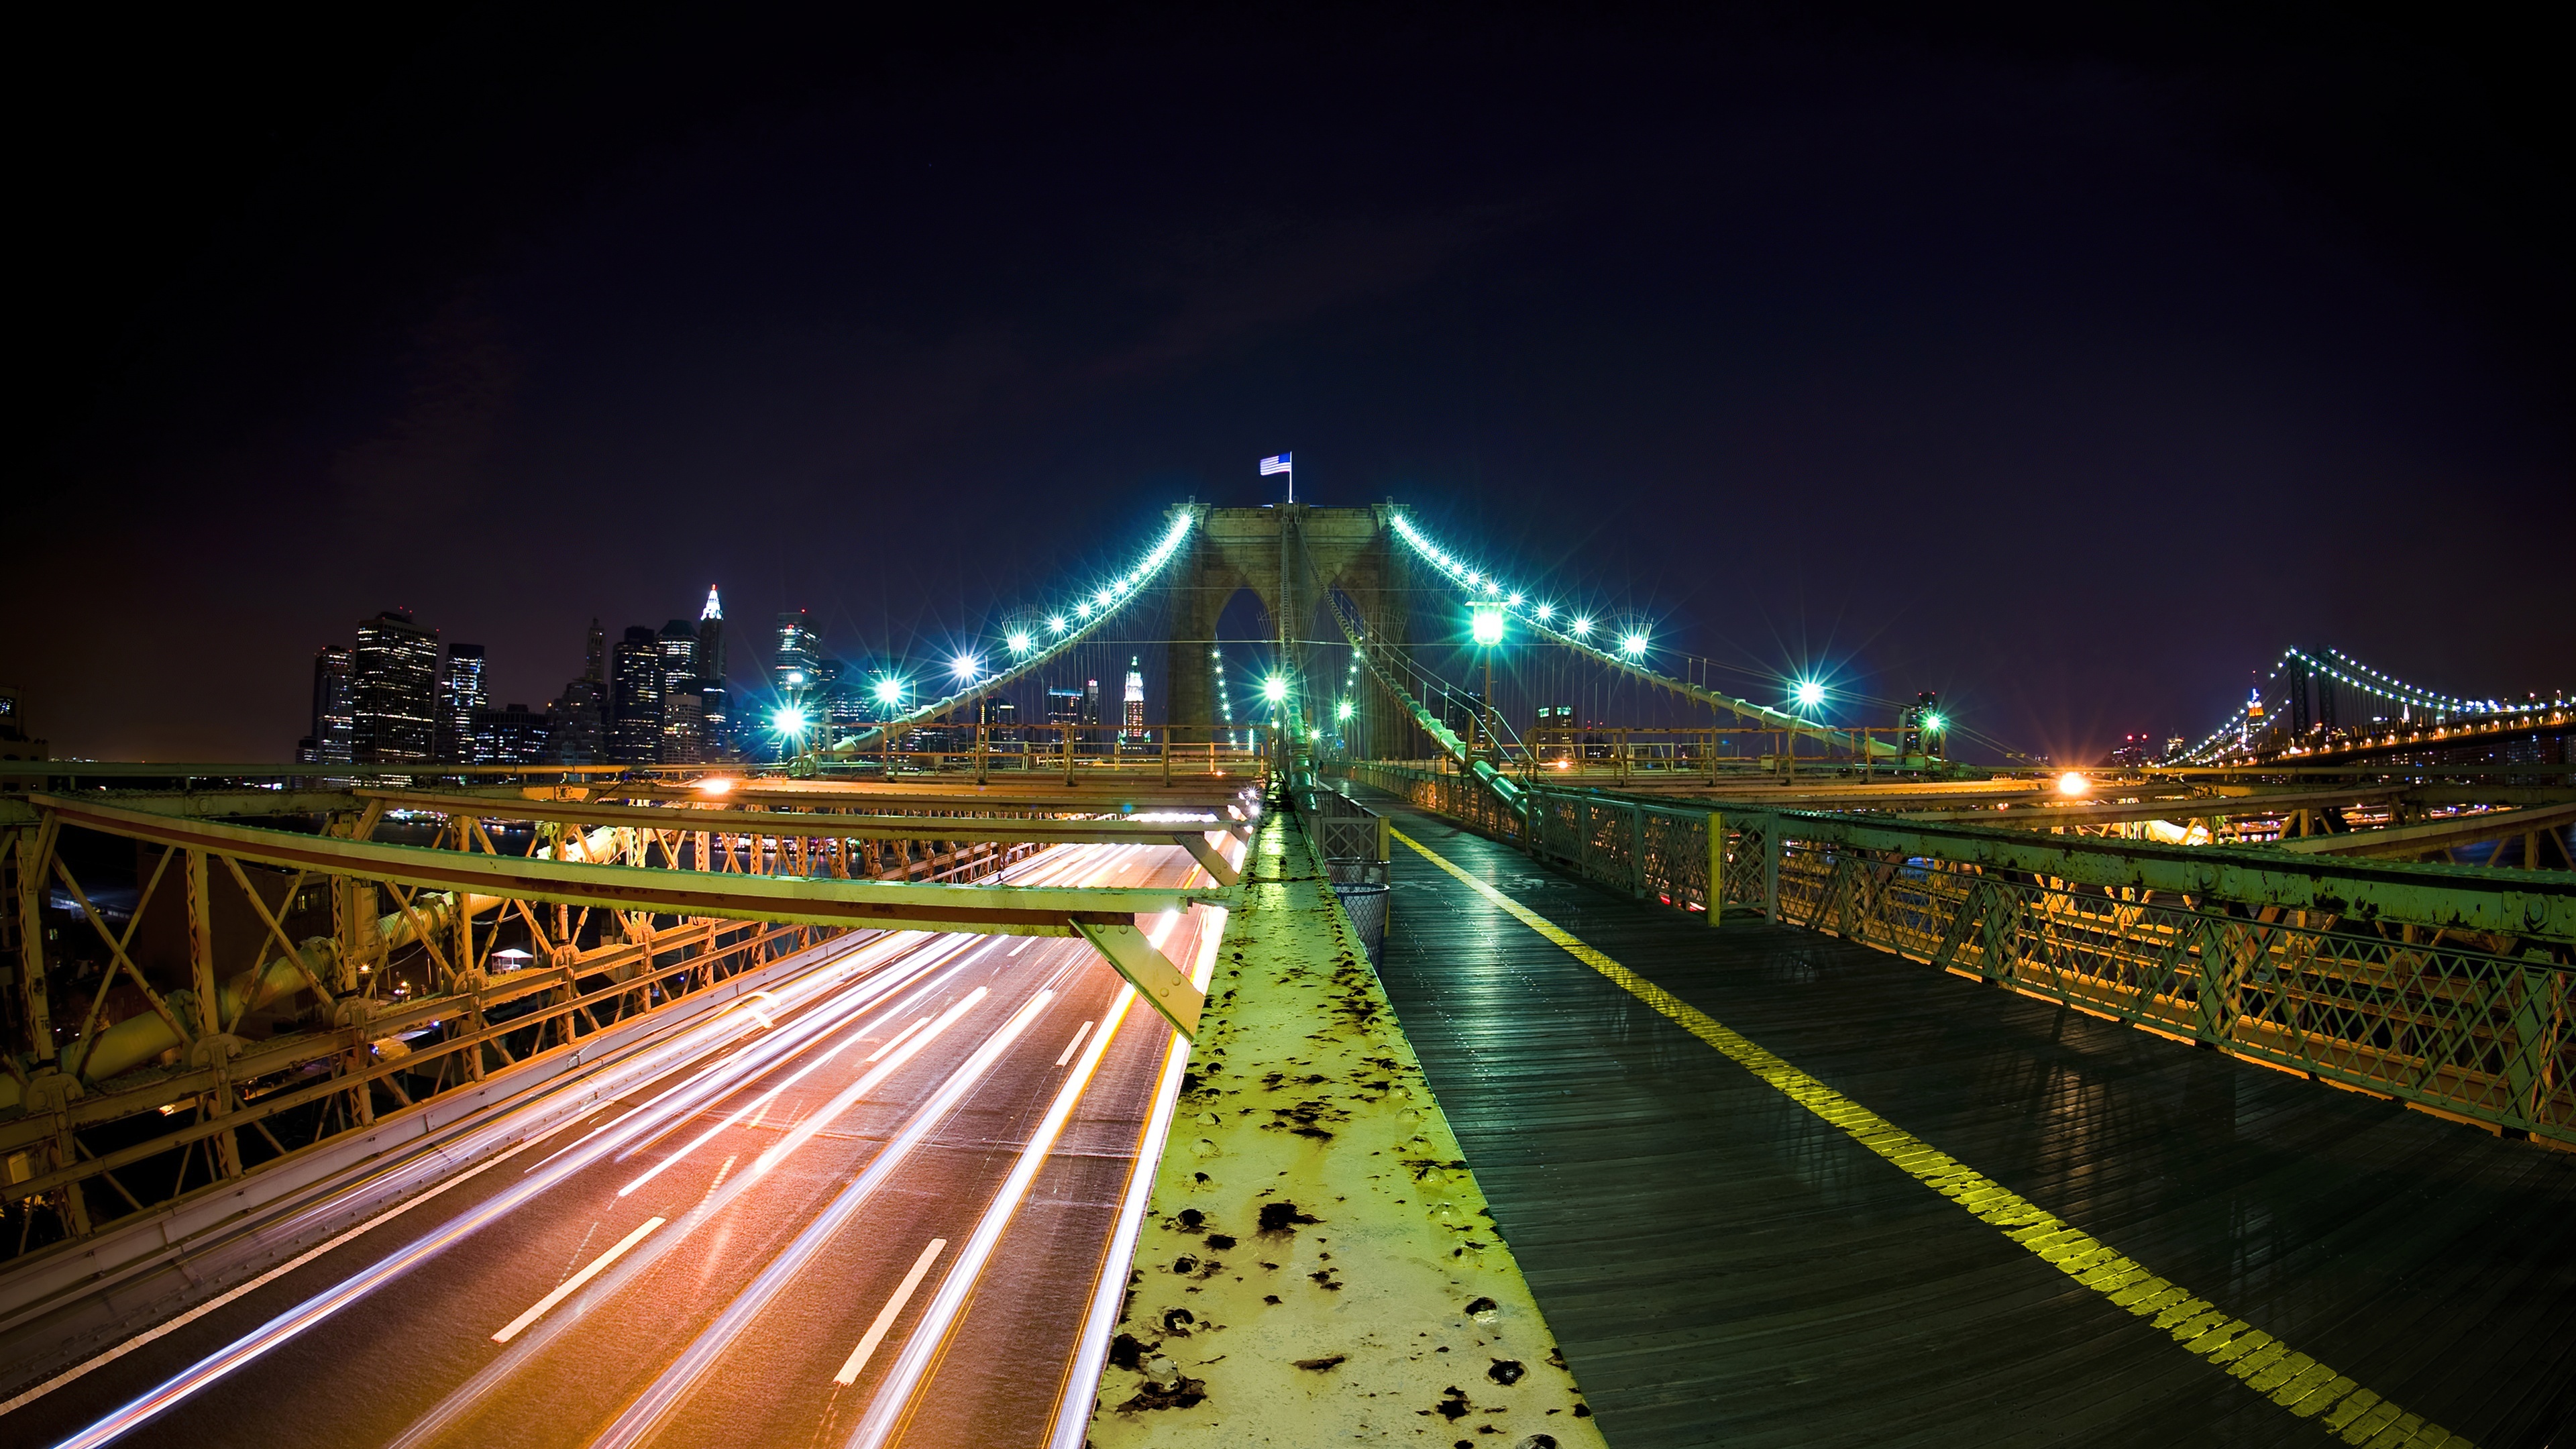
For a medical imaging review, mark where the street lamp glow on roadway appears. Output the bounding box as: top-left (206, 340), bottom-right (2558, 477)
top-left (771, 704), bottom-right (808, 737)
top-left (1470, 603), bottom-right (1506, 647)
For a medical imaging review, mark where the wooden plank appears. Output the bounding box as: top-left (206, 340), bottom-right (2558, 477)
top-left (1364, 799), bottom-right (2576, 1448)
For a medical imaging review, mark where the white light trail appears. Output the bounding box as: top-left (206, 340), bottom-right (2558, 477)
top-left (40, 927), bottom-right (913, 1447)
top-left (843, 985), bottom-right (1134, 1449)
top-left (580, 987), bottom-right (1059, 1449)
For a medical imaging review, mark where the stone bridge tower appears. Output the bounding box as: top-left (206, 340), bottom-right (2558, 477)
top-left (1164, 503), bottom-right (1415, 756)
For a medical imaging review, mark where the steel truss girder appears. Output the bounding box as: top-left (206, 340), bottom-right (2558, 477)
top-left (350, 790), bottom-right (1246, 883)
top-left (32, 796), bottom-right (1221, 932)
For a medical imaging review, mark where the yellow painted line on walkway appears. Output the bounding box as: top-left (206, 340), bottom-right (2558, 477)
top-left (1391, 826), bottom-right (2468, 1449)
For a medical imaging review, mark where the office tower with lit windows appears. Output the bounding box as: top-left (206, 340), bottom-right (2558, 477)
top-left (981, 697), bottom-right (1020, 743)
top-left (818, 659), bottom-right (869, 733)
top-left (307, 646), bottom-right (355, 763)
top-left (352, 610), bottom-right (440, 763)
top-left (610, 626), bottom-right (664, 764)
top-left (438, 643), bottom-right (486, 763)
top-left (657, 619), bottom-right (701, 762)
top-left (471, 702), bottom-right (551, 764)
top-left (545, 678), bottom-right (606, 763)
top-left (1044, 688), bottom-right (1083, 726)
top-left (584, 619), bottom-right (606, 682)
top-left (1122, 657), bottom-right (1146, 739)
top-left (1083, 678), bottom-right (1102, 727)
top-left (694, 683), bottom-right (731, 761)
top-left (773, 610), bottom-right (818, 700)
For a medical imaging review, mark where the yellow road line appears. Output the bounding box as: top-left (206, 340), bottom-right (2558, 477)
top-left (1391, 826), bottom-right (2468, 1449)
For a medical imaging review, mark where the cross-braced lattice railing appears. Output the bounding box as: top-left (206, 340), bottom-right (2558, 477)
top-left (1, 785), bottom-right (1233, 1265)
top-left (1346, 762), bottom-right (2575, 1146)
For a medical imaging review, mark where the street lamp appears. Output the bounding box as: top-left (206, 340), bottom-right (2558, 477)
top-left (951, 653), bottom-right (982, 684)
top-left (1470, 602), bottom-right (1508, 757)
top-left (871, 676), bottom-right (906, 711)
top-left (1793, 679), bottom-right (1825, 712)
top-left (1006, 629), bottom-right (1032, 655)
top-left (1263, 675), bottom-right (1289, 705)
top-left (1621, 631), bottom-right (1649, 659)
top-left (1336, 698), bottom-right (1354, 721)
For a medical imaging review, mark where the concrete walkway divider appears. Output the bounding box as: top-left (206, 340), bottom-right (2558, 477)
top-left (1089, 814), bottom-right (1605, 1448)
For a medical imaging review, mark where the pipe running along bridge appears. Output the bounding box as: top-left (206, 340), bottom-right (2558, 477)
top-left (1, 502), bottom-right (2569, 1448)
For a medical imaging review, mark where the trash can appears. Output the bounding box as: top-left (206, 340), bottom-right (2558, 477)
top-left (1330, 881), bottom-right (1390, 967)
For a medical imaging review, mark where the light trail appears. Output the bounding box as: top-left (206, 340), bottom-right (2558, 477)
top-left (1045, 902), bottom-right (1228, 1449)
top-left (611, 950), bottom-right (985, 1200)
top-left (866, 1017), bottom-right (932, 1063)
top-left (580, 983), bottom-right (1063, 1449)
top-left (384, 970), bottom-right (1033, 1449)
top-left (845, 978), bottom-right (1138, 1449)
top-left (42, 926), bottom-right (955, 1449)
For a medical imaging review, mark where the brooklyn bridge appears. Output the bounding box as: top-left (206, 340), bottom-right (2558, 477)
top-left (2, 502), bottom-right (2568, 1449)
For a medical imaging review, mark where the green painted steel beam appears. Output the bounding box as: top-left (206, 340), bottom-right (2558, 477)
top-left (1415, 771), bottom-right (2573, 939)
top-left (0, 790), bottom-right (363, 825)
top-left (353, 788), bottom-right (1245, 845)
top-left (30, 794), bottom-right (1219, 932)
top-left (1703, 800), bottom-right (2574, 938)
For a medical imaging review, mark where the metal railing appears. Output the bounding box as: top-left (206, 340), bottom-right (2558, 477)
top-left (1346, 761), bottom-right (2575, 1147)
top-left (1291, 784), bottom-right (1393, 965)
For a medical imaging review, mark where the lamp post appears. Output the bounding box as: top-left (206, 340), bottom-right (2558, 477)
top-left (1470, 602), bottom-right (1505, 761)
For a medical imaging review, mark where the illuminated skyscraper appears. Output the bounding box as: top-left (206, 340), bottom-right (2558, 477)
top-left (1123, 657), bottom-right (1145, 738)
top-left (545, 679), bottom-right (606, 763)
top-left (658, 619), bottom-right (701, 762)
top-left (1044, 688), bottom-right (1083, 726)
top-left (439, 643), bottom-right (486, 764)
top-left (610, 626), bottom-right (663, 764)
top-left (352, 610), bottom-right (439, 764)
top-left (308, 646), bottom-right (354, 764)
top-left (584, 619), bottom-right (606, 683)
top-left (773, 610), bottom-right (818, 700)
top-left (698, 586), bottom-right (725, 677)
top-left (471, 702), bottom-right (551, 764)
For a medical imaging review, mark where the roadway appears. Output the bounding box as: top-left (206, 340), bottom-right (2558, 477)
top-left (3, 839), bottom-right (1226, 1449)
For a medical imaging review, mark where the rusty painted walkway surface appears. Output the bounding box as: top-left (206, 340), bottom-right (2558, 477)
top-left (1362, 794), bottom-right (2576, 1448)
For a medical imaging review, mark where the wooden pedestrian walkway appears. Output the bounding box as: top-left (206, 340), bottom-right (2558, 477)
top-left (1360, 795), bottom-right (2576, 1449)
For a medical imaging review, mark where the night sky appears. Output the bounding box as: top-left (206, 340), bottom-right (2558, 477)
top-left (16, 5), bottom-right (2569, 763)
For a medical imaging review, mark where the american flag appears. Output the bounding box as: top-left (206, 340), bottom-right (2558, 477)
top-left (1258, 452), bottom-right (1293, 475)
